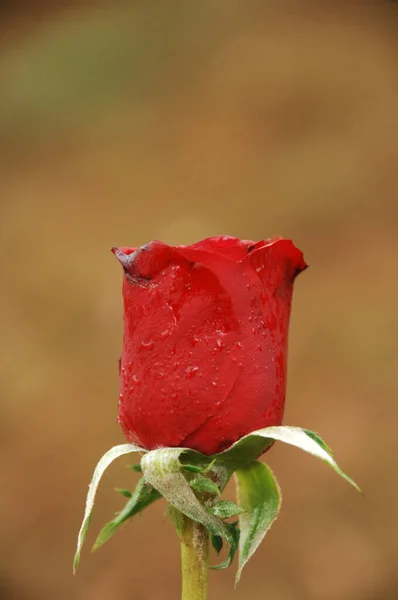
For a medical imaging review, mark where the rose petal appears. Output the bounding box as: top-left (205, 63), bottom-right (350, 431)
top-left (183, 236), bottom-right (255, 261)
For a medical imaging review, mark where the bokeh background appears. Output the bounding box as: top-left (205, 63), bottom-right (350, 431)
top-left (1, 1), bottom-right (398, 599)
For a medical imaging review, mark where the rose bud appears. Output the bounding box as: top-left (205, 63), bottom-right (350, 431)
top-left (112, 236), bottom-right (307, 455)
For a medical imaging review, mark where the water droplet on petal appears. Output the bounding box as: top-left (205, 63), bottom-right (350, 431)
top-left (185, 366), bottom-right (199, 378)
top-left (141, 339), bottom-right (154, 349)
top-left (191, 334), bottom-right (201, 347)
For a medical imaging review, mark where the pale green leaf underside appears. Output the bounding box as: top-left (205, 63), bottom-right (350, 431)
top-left (73, 442), bottom-right (144, 573)
top-left (235, 461), bottom-right (281, 583)
top-left (141, 448), bottom-right (237, 567)
top-left (215, 426), bottom-right (360, 492)
top-left (141, 449), bottom-right (227, 537)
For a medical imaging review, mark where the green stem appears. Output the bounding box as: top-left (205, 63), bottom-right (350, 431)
top-left (180, 516), bottom-right (209, 600)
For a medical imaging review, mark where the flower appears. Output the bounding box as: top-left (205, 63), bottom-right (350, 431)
top-left (112, 236), bottom-right (307, 455)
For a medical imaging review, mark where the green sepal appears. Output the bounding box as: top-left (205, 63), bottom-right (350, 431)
top-left (182, 464), bottom-right (203, 473)
top-left (93, 477), bottom-right (162, 551)
top-left (189, 477), bottom-right (221, 497)
top-left (234, 461), bottom-right (281, 583)
top-left (210, 521), bottom-right (240, 570)
top-left (115, 488), bottom-right (133, 498)
top-left (202, 458), bottom-right (217, 473)
top-left (211, 426), bottom-right (360, 492)
top-left (210, 500), bottom-right (245, 519)
top-left (180, 456), bottom-right (218, 475)
top-left (211, 535), bottom-right (223, 554)
top-left (304, 430), bottom-right (334, 456)
top-left (73, 442), bottom-right (145, 573)
top-left (141, 448), bottom-right (235, 569)
top-left (128, 464), bottom-right (142, 472)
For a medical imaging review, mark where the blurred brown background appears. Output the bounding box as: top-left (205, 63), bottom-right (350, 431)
top-left (1, 1), bottom-right (398, 599)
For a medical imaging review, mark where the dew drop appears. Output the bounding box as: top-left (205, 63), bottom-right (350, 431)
top-left (141, 339), bottom-right (154, 349)
top-left (185, 366), bottom-right (199, 378)
top-left (160, 329), bottom-right (172, 339)
top-left (191, 334), bottom-right (201, 347)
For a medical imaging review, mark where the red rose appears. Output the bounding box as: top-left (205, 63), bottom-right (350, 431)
top-left (112, 236), bottom-right (307, 455)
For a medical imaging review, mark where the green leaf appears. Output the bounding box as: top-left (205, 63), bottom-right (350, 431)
top-left (73, 442), bottom-right (144, 573)
top-left (182, 464), bottom-right (203, 473)
top-left (115, 488), bottom-right (133, 498)
top-left (141, 448), bottom-right (236, 568)
top-left (234, 461), bottom-right (281, 583)
top-left (304, 430), bottom-right (334, 456)
top-left (179, 452), bottom-right (233, 494)
top-left (214, 426), bottom-right (360, 492)
top-left (210, 521), bottom-right (240, 570)
top-left (202, 458), bottom-right (217, 473)
top-left (128, 464), bottom-right (142, 472)
top-left (210, 500), bottom-right (245, 519)
top-left (189, 477), bottom-right (221, 497)
top-left (93, 477), bottom-right (161, 550)
top-left (211, 535), bottom-right (223, 554)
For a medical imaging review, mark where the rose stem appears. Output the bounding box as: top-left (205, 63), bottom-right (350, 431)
top-left (180, 516), bottom-right (209, 600)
